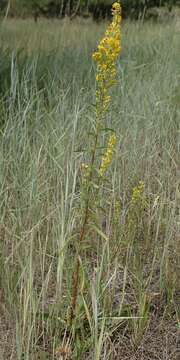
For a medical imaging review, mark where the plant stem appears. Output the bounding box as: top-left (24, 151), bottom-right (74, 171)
top-left (69, 128), bottom-right (99, 325)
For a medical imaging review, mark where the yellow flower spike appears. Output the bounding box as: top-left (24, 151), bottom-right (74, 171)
top-left (131, 181), bottom-right (145, 206)
top-left (99, 134), bottom-right (117, 176)
top-left (92, 2), bottom-right (122, 121)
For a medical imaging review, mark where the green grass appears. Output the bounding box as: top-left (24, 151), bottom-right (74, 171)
top-left (0, 17), bottom-right (179, 359)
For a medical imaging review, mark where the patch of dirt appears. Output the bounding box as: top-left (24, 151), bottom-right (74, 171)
top-left (112, 315), bottom-right (179, 360)
top-left (0, 291), bottom-right (16, 360)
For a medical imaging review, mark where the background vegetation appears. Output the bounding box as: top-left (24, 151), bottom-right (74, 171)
top-left (0, 2), bottom-right (179, 359)
top-left (0, 0), bottom-right (180, 20)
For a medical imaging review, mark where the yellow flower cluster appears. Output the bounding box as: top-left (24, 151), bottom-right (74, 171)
top-left (81, 163), bottom-right (89, 170)
top-left (128, 180), bottom-right (146, 231)
top-left (99, 134), bottom-right (117, 176)
top-left (131, 181), bottom-right (145, 206)
top-left (92, 2), bottom-right (122, 118)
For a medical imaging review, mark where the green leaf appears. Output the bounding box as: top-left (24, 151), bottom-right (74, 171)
top-left (91, 224), bottom-right (108, 241)
top-left (100, 127), bottom-right (115, 133)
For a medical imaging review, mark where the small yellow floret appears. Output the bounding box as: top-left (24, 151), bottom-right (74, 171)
top-left (81, 163), bottom-right (89, 170)
top-left (112, 2), bottom-right (121, 12)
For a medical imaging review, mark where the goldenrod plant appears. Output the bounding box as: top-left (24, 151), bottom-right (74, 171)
top-left (68, 1), bottom-right (122, 329)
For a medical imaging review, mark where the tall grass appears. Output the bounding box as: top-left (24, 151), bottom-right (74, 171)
top-left (0, 16), bottom-right (179, 359)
